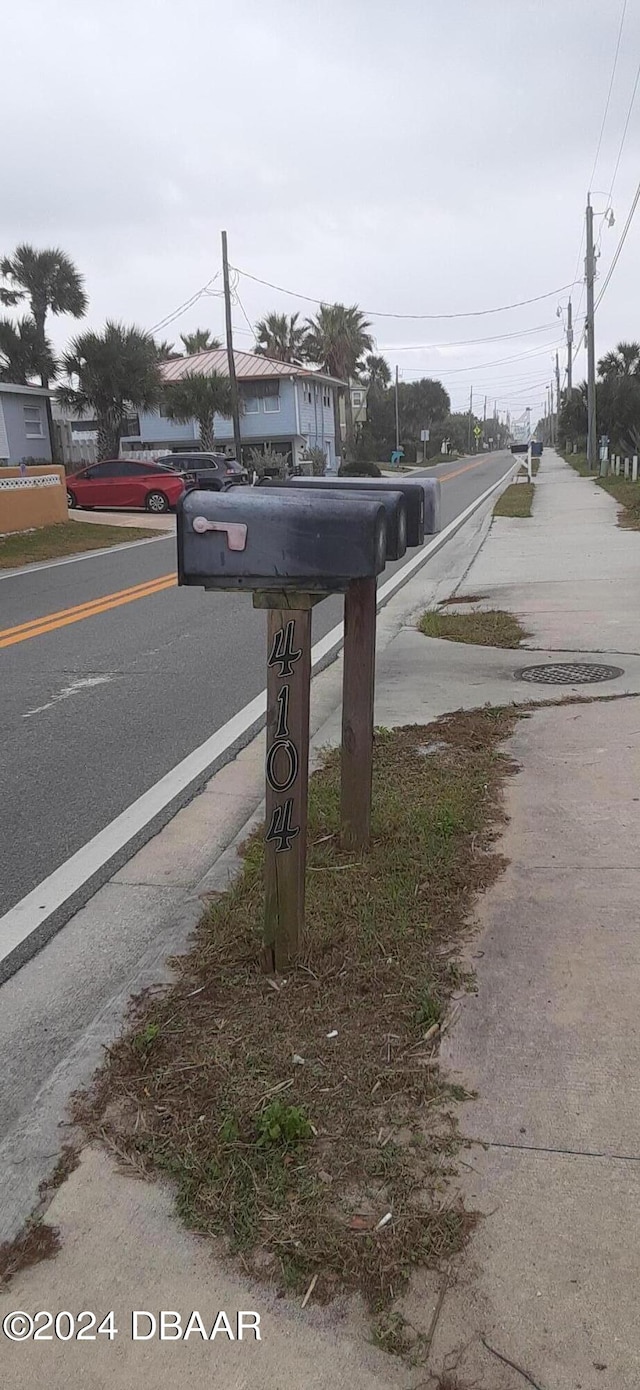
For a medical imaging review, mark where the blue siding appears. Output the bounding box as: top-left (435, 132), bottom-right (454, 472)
top-left (137, 378), bottom-right (300, 447)
top-left (0, 391), bottom-right (52, 465)
top-left (136, 413), bottom-right (198, 445)
top-left (296, 380), bottom-right (335, 448)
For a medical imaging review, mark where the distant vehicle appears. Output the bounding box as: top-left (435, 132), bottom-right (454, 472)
top-left (156, 452), bottom-right (249, 489)
top-left (66, 459), bottom-right (185, 513)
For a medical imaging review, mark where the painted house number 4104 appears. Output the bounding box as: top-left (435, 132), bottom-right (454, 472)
top-left (265, 620), bottom-right (302, 853)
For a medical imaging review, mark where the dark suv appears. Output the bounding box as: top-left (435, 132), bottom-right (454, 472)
top-left (156, 452), bottom-right (248, 490)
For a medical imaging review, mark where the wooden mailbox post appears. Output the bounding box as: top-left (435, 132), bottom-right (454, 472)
top-left (341, 578), bottom-right (377, 852)
top-left (256, 596), bottom-right (316, 972)
top-left (176, 479), bottom-right (440, 975)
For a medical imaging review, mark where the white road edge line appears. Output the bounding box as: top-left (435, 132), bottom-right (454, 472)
top-left (0, 532), bottom-right (171, 581)
top-left (0, 459), bottom-right (517, 982)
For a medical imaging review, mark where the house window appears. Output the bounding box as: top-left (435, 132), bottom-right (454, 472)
top-left (23, 405), bottom-right (43, 438)
top-left (243, 393), bottom-right (260, 413)
top-left (323, 388), bottom-right (331, 408)
top-left (263, 381), bottom-right (280, 413)
top-left (352, 390), bottom-right (363, 406)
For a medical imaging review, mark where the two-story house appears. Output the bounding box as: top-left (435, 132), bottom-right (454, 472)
top-left (339, 381), bottom-right (368, 443)
top-left (121, 349), bottom-right (345, 472)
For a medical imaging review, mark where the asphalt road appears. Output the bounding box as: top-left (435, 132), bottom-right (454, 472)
top-left (1, 451), bottom-right (511, 918)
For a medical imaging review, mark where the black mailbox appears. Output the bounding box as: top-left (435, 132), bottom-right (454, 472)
top-left (262, 485), bottom-right (408, 560)
top-left (280, 475), bottom-right (441, 546)
top-left (177, 488), bottom-right (388, 591)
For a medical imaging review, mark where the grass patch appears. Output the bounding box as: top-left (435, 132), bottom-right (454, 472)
top-left (0, 1222), bottom-right (60, 1288)
top-left (0, 520), bottom-right (160, 568)
top-left (599, 477), bottom-right (640, 528)
top-left (419, 609), bottom-right (528, 649)
top-left (492, 482), bottom-right (534, 517)
top-left (563, 450), bottom-right (591, 478)
top-left (76, 709), bottom-right (518, 1314)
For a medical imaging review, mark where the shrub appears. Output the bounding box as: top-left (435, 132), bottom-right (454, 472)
top-left (300, 445), bottom-right (327, 476)
top-left (245, 444), bottom-right (290, 481)
top-left (339, 460), bottom-right (382, 477)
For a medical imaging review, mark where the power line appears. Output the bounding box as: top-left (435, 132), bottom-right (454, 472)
top-left (594, 176), bottom-right (640, 310)
top-left (568, 2), bottom-right (627, 318)
top-left (589, 0), bottom-right (628, 190)
top-left (607, 56), bottom-right (640, 201)
top-left (150, 273), bottom-right (220, 334)
top-left (231, 264), bottom-right (579, 321)
top-left (378, 322), bottom-right (556, 352)
top-left (398, 339), bottom-right (564, 377)
top-left (231, 277), bottom-right (257, 343)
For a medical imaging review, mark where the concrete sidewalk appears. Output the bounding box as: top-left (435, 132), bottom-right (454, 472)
top-left (453, 447), bottom-right (640, 652)
top-left (3, 451), bottom-right (640, 1388)
top-left (69, 508), bottom-right (174, 530)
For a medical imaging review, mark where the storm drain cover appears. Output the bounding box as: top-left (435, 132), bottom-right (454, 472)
top-left (518, 661), bottom-right (624, 685)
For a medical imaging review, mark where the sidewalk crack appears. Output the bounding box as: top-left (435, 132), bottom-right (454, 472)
top-left (469, 1137), bottom-right (640, 1163)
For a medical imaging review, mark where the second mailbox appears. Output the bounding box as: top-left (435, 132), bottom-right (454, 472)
top-left (283, 475), bottom-right (440, 546)
top-left (262, 484), bottom-right (408, 560)
top-left (177, 487), bottom-right (389, 591)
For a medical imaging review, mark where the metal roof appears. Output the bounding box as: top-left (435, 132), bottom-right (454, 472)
top-left (159, 348), bottom-right (345, 388)
top-left (0, 382), bottom-right (52, 397)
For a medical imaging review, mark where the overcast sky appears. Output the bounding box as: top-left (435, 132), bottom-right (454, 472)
top-left (3, 0), bottom-right (640, 425)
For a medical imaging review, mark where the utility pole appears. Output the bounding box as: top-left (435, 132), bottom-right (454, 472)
top-left (483, 394), bottom-right (487, 448)
top-left (221, 230), bottom-right (243, 466)
top-left (394, 365), bottom-right (400, 452)
top-left (566, 298), bottom-right (573, 395)
top-left (585, 196), bottom-right (597, 472)
top-left (467, 386), bottom-right (473, 452)
top-left (550, 381), bottom-right (554, 446)
top-left (555, 351), bottom-right (561, 443)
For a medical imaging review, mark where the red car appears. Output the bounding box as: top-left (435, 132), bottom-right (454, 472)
top-left (66, 459), bottom-right (185, 514)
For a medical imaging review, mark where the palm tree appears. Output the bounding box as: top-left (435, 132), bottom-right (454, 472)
top-left (57, 322), bottom-right (162, 460)
top-left (0, 245), bottom-right (87, 385)
top-left (362, 353), bottom-right (391, 392)
top-left (254, 312), bottom-right (307, 363)
top-left (154, 338), bottom-right (180, 360)
top-left (163, 372), bottom-right (233, 452)
top-left (304, 304), bottom-right (373, 460)
top-left (598, 341), bottom-right (640, 380)
top-left (180, 328), bottom-right (222, 355)
top-left (0, 316), bottom-right (56, 385)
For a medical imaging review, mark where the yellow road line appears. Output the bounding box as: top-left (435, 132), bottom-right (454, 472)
top-left (440, 456), bottom-right (499, 484)
top-left (0, 573), bottom-right (176, 640)
top-left (0, 574), bottom-right (176, 649)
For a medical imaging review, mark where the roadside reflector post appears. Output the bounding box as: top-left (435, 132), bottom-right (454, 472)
top-left (255, 591), bottom-right (323, 973)
top-left (340, 577), bottom-right (377, 853)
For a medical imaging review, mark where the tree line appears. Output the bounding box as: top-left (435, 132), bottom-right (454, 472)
top-left (0, 243), bottom-right (484, 463)
top-left (558, 341), bottom-right (640, 455)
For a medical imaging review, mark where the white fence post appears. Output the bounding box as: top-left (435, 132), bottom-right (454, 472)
top-left (624, 457), bottom-right (630, 479)
top-left (633, 455), bottom-right (638, 483)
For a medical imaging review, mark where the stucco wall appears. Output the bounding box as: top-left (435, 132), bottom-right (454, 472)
top-left (0, 466), bottom-right (68, 534)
